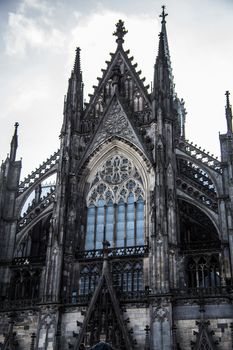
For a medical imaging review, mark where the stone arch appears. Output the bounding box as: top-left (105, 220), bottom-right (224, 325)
top-left (77, 137), bottom-right (154, 249)
top-left (178, 198), bottom-right (222, 290)
top-left (15, 210), bottom-right (53, 252)
top-left (16, 170), bottom-right (57, 218)
top-left (176, 154), bottom-right (221, 196)
top-left (177, 195), bottom-right (220, 240)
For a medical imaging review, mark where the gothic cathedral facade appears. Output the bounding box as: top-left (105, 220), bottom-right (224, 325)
top-left (0, 8), bottom-right (233, 350)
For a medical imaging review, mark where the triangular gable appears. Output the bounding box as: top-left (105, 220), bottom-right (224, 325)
top-left (74, 249), bottom-right (133, 350)
top-left (83, 46), bottom-right (151, 125)
top-left (192, 320), bottom-right (218, 350)
top-left (85, 95), bottom-right (148, 158)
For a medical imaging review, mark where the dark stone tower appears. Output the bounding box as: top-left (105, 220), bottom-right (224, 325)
top-left (0, 7), bottom-right (233, 350)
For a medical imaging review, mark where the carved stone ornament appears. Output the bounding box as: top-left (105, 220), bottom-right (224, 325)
top-left (94, 101), bottom-right (136, 148)
top-left (100, 155), bottom-right (133, 184)
top-left (153, 306), bottom-right (168, 322)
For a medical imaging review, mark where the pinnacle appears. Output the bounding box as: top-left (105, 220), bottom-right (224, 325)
top-left (225, 90), bottom-right (232, 133)
top-left (113, 19), bottom-right (128, 46)
top-left (73, 47), bottom-right (82, 78)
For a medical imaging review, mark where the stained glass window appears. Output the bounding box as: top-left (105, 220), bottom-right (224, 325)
top-left (85, 155), bottom-right (145, 250)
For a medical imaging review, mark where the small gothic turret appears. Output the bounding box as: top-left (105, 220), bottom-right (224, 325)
top-left (10, 122), bottom-right (19, 162)
top-left (225, 90), bottom-right (232, 133)
top-left (62, 47), bottom-right (84, 133)
top-left (73, 47), bottom-right (84, 112)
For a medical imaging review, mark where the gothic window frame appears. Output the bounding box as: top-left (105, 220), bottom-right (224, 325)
top-left (85, 154), bottom-right (146, 250)
top-left (79, 264), bottom-right (101, 295)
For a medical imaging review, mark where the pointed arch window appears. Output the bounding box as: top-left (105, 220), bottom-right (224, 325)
top-left (187, 255), bottom-right (221, 289)
top-left (134, 92), bottom-right (143, 112)
top-left (79, 265), bottom-right (100, 295)
top-left (113, 261), bottom-right (143, 292)
top-left (85, 155), bottom-right (145, 250)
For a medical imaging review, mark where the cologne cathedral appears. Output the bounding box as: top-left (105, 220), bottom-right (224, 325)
top-left (0, 7), bottom-right (233, 350)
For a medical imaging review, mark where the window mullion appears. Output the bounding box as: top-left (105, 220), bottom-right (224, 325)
top-left (103, 204), bottom-right (107, 242)
top-left (94, 206), bottom-right (97, 250)
top-left (134, 201), bottom-right (137, 246)
top-left (124, 202), bottom-right (127, 248)
top-left (113, 203), bottom-right (117, 248)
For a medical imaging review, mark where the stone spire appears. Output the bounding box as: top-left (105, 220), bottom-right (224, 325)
top-left (62, 47), bottom-right (84, 133)
top-left (153, 6), bottom-right (174, 98)
top-left (10, 122), bottom-right (19, 162)
top-left (160, 5), bottom-right (174, 87)
top-left (225, 90), bottom-right (232, 133)
top-left (113, 19), bottom-right (128, 46)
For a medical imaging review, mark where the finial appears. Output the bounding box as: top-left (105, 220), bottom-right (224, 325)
top-left (160, 5), bottom-right (168, 24)
top-left (10, 122), bottom-right (19, 162)
top-left (14, 122), bottom-right (19, 133)
top-left (113, 19), bottom-right (128, 46)
top-left (225, 90), bottom-right (230, 108)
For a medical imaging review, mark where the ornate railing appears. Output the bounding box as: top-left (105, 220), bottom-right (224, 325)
top-left (171, 285), bottom-right (233, 297)
top-left (76, 245), bottom-right (149, 260)
top-left (180, 240), bottom-right (221, 253)
top-left (0, 298), bottom-right (41, 311)
top-left (0, 286), bottom-right (231, 311)
top-left (18, 150), bottom-right (59, 194)
top-left (17, 189), bottom-right (56, 232)
top-left (178, 158), bottom-right (217, 196)
top-left (62, 290), bottom-right (148, 305)
top-left (176, 139), bottom-right (222, 174)
top-left (12, 256), bottom-right (46, 267)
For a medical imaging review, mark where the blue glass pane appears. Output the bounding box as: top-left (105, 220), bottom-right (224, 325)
top-left (85, 206), bottom-right (95, 250)
top-left (127, 193), bottom-right (134, 246)
top-left (106, 201), bottom-right (114, 245)
top-left (136, 198), bottom-right (144, 245)
top-left (96, 199), bottom-right (105, 249)
top-left (116, 200), bottom-right (125, 247)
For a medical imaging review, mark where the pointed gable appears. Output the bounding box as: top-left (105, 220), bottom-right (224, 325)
top-left (191, 320), bottom-right (218, 350)
top-left (73, 242), bottom-right (134, 349)
top-left (86, 95), bottom-right (148, 157)
top-left (83, 20), bottom-right (152, 130)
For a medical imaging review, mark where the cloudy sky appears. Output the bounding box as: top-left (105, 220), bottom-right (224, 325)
top-left (0, 0), bottom-right (233, 178)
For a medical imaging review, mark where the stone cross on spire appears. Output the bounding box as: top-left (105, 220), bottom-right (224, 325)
top-left (113, 19), bottom-right (128, 46)
top-left (160, 5), bottom-right (168, 24)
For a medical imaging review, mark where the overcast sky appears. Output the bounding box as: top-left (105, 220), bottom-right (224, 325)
top-left (0, 0), bottom-right (233, 179)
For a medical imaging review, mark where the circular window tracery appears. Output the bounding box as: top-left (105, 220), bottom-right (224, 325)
top-left (100, 155), bottom-right (133, 184)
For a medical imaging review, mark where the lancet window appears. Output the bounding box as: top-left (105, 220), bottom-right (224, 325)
top-left (125, 76), bottom-right (133, 100)
top-left (79, 264), bottom-right (101, 295)
top-left (134, 92), bottom-right (143, 112)
top-left (187, 255), bottom-right (220, 289)
top-left (85, 155), bottom-right (145, 250)
top-left (113, 261), bottom-right (143, 292)
top-left (95, 97), bottom-right (104, 117)
top-left (10, 269), bottom-right (41, 300)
